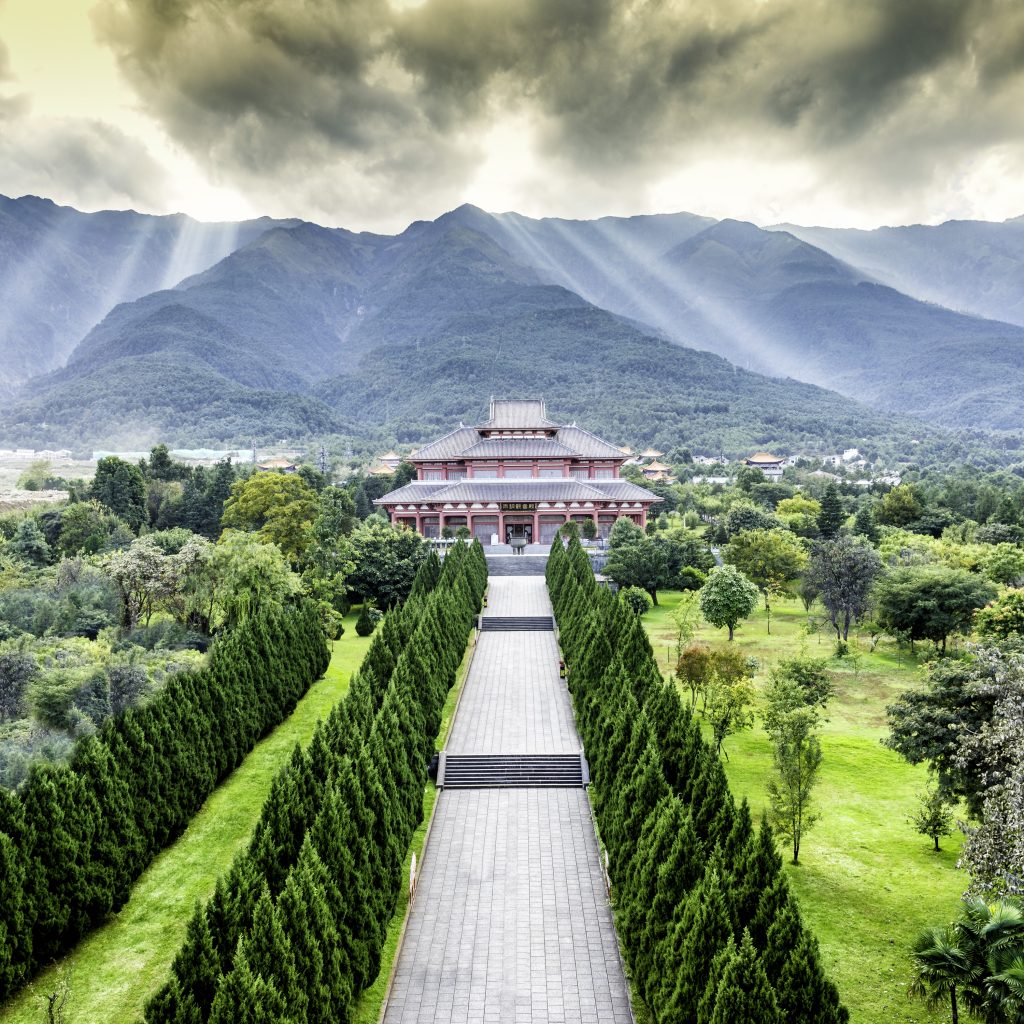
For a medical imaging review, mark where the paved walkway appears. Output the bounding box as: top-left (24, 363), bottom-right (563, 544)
top-left (383, 578), bottom-right (633, 1024)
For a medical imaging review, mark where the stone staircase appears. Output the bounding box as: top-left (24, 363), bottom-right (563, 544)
top-left (479, 615), bottom-right (554, 631)
top-left (438, 753), bottom-right (588, 789)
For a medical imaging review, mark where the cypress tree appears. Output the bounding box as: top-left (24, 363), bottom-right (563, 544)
top-left (636, 811), bottom-right (702, 976)
top-left (309, 782), bottom-right (379, 993)
top-left (277, 839), bottom-right (353, 1023)
top-left (731, 818), bottom-right (784, 937)
top-left (0, 828), bottom-right (27, 998)
top-left (355, 603), bottom-right (375, 637)
top-left (764, 902), bottom-right (848, 1024)
top-left (170, 903), bottom-right (222, 1015)
top-left (205, 874), bottom-right (242, 975)
top-left (695, 936), bottom-right (736, 1024)
top-left (410, 548), bottom-right (442, 597)
top-left (243, 887), bottom-right (306, 1021)
top-left (207, 947), bottom-right (289, 1024)
top-left (817, 484), bottom-right (845, 539)
top-left (747, 870), bottom-right (791, 952)
top-left (21, 765), bottom-right (85, 963)
top-left (687, 751), bottom-right (731, 846)
top-left (653, 864), bottom-right (733, 1014)
top-left (142, 976), bottom-right (183, 1024)
top-left (607, 739), bottom-right (669, 880)
top-left (707, 929), bottom-right (783, 1024)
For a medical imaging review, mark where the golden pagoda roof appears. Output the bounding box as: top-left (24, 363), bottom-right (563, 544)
top-left (640, 448), bottom-right (663, 458)
top-left (745, 452), bottom-right (784, 464)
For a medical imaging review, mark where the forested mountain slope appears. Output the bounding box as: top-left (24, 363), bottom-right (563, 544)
top-left (1, 215), bottom-right (962, 460)
top-left (3, 202), bottom-right (1023, 459)
top-left (0, 194), bottom-right (296, 385)
top-left (457, 210), bottom-right (1024, 430)
top-left (776, 216), bottom-right (1024, 328)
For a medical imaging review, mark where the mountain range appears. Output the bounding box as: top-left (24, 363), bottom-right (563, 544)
top-left (0, 194), bottom-right (296, 387)
top-left (1, 194), bottom-right (1023, 462)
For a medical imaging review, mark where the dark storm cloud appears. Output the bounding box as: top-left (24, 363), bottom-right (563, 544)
top-left (92, 0), bottom-right (1024, 222)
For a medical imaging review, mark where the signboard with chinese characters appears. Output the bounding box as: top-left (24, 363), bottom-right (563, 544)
top-left (500, 502), bottom-right (537, 512)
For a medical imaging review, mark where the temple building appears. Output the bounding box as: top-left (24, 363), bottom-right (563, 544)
top-left (743, 451), bottom-right (786, 481)
top-left (375, 400), bottom-right (662, 543)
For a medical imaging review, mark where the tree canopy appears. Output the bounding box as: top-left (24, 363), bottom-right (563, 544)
top-left (699, 564), bottom-right (760, 641)
top-left (220, 472), bottom-right (319, 560)
top-left (875, 565), bottom-right (996, 653)
top-left (806, 536), bottom-right (883, 642)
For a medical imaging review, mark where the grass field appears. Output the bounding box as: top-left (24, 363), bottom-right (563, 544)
top-left (0, 610), bottom-right (375, 1024)
top-left (644, 591), bottom-right (967, 1024)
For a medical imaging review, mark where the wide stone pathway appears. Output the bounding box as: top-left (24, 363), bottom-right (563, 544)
top-left (382, 578), bottom-right (634, 1024)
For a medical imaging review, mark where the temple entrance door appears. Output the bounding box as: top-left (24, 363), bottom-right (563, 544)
top-left (504, 522), bottom-right (533, 544)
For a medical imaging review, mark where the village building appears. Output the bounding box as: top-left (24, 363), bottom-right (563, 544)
top-left (743, 451), bottom-right (786, 481)
top-left (641, 460), bottom-right (675, 483)
top-left (375, 399), bottom-right (662, 543)
top-left (256, 457), bottom-right (298, 474)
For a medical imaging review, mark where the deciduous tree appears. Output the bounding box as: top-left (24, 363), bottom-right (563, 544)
top-left (912, 786), bottom-right (955, 852)
top-left (221, 472), bottom-right (318, 561)
top-left (806, 536), bottom-right (883, 642)
top-left (875, 565), bottom-right (996, 653)
top-left (699, 564), bottom-right (760, 641)
top-left (975, 589), bottom-right (1024, 641)
top-left (723, 528), bottom-right (807, 633)
top-left (340, 515), bottom-right (425, 608)
top-left (763, 674), bottom-right (823, 864)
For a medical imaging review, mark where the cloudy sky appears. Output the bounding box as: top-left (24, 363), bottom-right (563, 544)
top-left (1, 0), bottom-right (1023, 231)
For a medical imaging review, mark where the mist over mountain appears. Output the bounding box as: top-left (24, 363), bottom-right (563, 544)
top-left (0, 194), bottom-right (297, 386)
top-left (0, 210), bottom-right (955, 462)
top-left (775, 217), bottom-right (1024, 328)
top-left (449, 208), bottom-right (1024, 430)
top-left (1, 198), bottom-right (1023, 461)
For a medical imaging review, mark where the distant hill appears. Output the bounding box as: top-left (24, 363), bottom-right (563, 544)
top-left (2, 200), bottom-right (1023, 463)
top-left (0, 194), bottom-right (297, 384)
top-left (454, 210), bottom-right (1024, 430)
top-left (775, 216), bottom-right (1024, 328)
top-left (0, 211), bottom-right (995, 468)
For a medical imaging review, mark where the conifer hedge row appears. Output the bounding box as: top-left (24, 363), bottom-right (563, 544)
top-left (547, 536), bottom-right (848, 1024)
top-left (0, 600), bottom-right (330, 1003)
top-left (143, 541), bottom-right (487, 1023)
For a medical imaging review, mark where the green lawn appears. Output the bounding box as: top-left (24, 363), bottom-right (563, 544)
top-left (644, 592), bottom-right (967, 1024)
top-left (0, 611), bottom-right (375, 1024)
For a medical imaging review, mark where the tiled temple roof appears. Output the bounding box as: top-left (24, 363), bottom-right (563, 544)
top-left (375, 479), bottom-right (661, 506)
top-left (475, 399), bottom-right (560, 430)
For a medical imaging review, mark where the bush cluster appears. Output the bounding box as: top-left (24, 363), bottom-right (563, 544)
top-left (143, 541), bottom-right (486, 1023)
top-left (548, 536), bottom-right (848, 1023)
top-left (0, 600), bottom-right (329, 1001)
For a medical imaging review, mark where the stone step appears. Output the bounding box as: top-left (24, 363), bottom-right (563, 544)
top-left (439, 753), bottom-right (588, 789)
top-left (479, 615), bottom-right (554, 631)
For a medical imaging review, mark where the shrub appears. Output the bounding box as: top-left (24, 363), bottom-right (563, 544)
top-left (620, 586), bottom-right (654, 616)
top-left (355, 603), bottom-right (375, 636)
